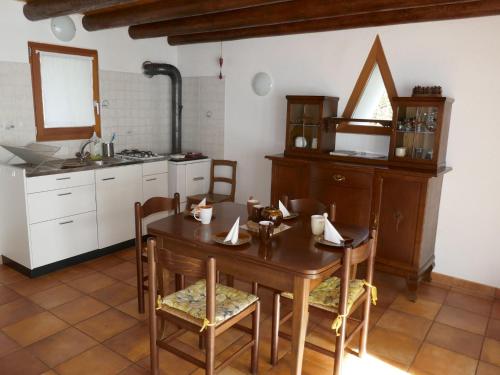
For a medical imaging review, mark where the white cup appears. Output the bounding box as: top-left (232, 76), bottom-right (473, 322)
top-left (194, 205), bottom-right (213, 225)
top-left (395, 147), bottom-right (407, 157)
top-left (311, 215), bottom-right (325, 236)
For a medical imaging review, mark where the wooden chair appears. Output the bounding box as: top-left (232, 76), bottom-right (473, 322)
top-left (146, 238), bottom-right (260, 375)
top-left (186, 159), bottom-right (237, 211)
top-left (280, 195), bottom-right (335, 219)
top-left (270, 228), bottom-right (378, 375)
top-left (134, 194), bottom-right (180, 313)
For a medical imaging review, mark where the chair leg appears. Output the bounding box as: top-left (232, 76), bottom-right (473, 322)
top-left (205, 326), bottom-right (215, 375)
top-left (226, 275), bottom-right (234, 287)
top-left (270, 292), bottom-right (280, 366)
top-left (250, 301), bottom-right (261, 374)
top-left (358, 294), bottom-right (371, 357)
top-left (136, 252), bottom-right (145, 314)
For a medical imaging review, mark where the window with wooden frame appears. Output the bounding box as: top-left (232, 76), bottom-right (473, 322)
top-left (336, 35), bottom-right (397, 136)
top-left (28, 42), bottom-right (101, 141)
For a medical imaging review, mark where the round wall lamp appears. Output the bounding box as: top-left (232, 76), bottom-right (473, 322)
top-left (51, 16), bottom-right (76, 42)
top-left (252, 72), bottom-right (273, 96)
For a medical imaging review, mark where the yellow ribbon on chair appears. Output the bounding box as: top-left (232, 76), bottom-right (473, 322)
top-left (331, 314), bottom-right (347, 336)
top-left (156, 295), bottom-right (163, 310)
top-left (199, 318), bottom-right (216, 332)
top-left (363, 281), bottom-right (378, 306)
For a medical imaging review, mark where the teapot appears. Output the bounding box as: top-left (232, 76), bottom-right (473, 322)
top-left (261, 207), bottom-right (283, 227)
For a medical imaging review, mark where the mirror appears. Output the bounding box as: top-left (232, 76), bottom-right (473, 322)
top-left (337, 36), bottom-right (397, 135)
top-left (352, 64), bottom-right (392, 122)
top-left (29, 42), bottom-right (101, 141)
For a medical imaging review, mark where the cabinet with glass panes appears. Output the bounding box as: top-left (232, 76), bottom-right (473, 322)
top-left (284, 96), bottom-right (338, 156)
top-left (389, 97), bottom-right (453, 170)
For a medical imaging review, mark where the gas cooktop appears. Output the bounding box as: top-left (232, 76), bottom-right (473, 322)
top-left (116, 149), bottom-right (164, 160)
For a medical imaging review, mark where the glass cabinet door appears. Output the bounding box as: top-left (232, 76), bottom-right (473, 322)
top-left (394, 105), bottom-right (437, 160)
top-left (289, 103), bottom-right (320, 150)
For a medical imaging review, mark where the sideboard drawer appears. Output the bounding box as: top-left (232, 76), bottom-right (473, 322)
top-left (27, 184), bottom-right (96, 224)
top-left (27, 170), bottom-right (95, 193)
top-left (312, 165), bottom-right (372, 189)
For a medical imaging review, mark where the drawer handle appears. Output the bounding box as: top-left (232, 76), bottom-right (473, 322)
top-left (59, 220), bottom-right (74, 225)
top-left (101, 177), bottom-right (116, 181)
top-left (56, 177), bottom-right (71, 181)
top-left (146, 178), bottom-right (157, 182)
top-left (57, 192), bottom-right (72, 196)
top-left (333, 174), bottom-right (346, 182)
top-left (193, 177), bottom-right (204, 181)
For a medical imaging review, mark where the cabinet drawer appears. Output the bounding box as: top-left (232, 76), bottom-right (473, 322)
top-left (312, 165), bottom-right (372, 189)
top-left (143, 173), bottom-right (168, 202)
top-left (30, 211), bottom-right (98, 268)
top-left (28, 184), bottom-right (96, 224)
top-left (27, 170), bottom-right (95, 193)
top-left (186, 162), bottom-right (210, 197)
top-left (143, 160), bottom-right (168, 176)
top-left (96, 164), bottom-right (141, 184)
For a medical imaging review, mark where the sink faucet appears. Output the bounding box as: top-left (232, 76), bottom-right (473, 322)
top-left (75, 140), bottom-right (92, 162)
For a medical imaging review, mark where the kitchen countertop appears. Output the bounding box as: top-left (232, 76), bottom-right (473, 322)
top-left (9, 155), bottom-right (170, 178)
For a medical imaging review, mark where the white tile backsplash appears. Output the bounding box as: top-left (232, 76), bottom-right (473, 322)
top-left (182, 76), bottom-right (225, 159)
top-left (0, 61), bottom-right (171, 162)
top-left (0, 62), bottom-right (225, 163)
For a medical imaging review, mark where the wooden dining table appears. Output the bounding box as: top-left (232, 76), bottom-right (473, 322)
top-left (147, 202), bottom-right (369, 375)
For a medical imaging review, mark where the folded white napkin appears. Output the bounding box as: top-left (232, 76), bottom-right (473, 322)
top-left (191, 198), bottom-right (207, 212)
top-left (224, 217), bottom-right (240, 244)
top-left (278, 200), bottom-right (291, 217)
top-left (323, 213), bottom-right (344, 244)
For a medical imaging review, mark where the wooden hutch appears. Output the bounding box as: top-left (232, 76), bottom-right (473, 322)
top-left (267, 94), bottom-right (453, 300)
top-left (266, 37), bottom-right (453, 300)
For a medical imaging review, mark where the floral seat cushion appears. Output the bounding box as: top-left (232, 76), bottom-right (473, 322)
top-left (160, 279), bottom-right (258, 325)
top-left (282, 276), bottom-right (366, 313)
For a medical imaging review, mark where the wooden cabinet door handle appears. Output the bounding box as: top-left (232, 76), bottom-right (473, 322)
top-left (333, 174), bottom-right (346, 182)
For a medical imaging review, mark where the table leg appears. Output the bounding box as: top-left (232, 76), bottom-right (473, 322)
top-left (290, 276), bottom-right (310, 375)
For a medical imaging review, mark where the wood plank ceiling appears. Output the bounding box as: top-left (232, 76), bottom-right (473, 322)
top-left (21, 0), bottom-right (500, 45)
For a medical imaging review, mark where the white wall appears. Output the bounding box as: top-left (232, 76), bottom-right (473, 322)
top-left (178, 16), bottom-right (500, 287)
top-left (0, 1), bottom-right (177, 73)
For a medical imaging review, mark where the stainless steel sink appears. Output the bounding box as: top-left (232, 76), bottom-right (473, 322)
top-left (59, 158), bottom-right (123, 169)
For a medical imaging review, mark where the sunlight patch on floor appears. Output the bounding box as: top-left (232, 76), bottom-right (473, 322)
top-left (343, 353), bottom-right (409, 375)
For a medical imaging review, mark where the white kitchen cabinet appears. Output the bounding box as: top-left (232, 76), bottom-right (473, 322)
top-left (168, 159), bottom-right (211, 207)
top-left (27, 184), bottom-right (96, 224)
top-left (96, 164), bottom-right (142, 248)
top-left (30, 211), bottom-right (98, 268)
top-left (142, 161), bottom-right (169, 231)
top-left (0, 166), bottom-right (98, 271)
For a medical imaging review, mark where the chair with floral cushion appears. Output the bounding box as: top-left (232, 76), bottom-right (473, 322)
top-left (146, 238), bottom-right (260, 375)
top-left (134, 194), bottom-right (181, 313)
top-left (270, 228), bottom-right (378, 375)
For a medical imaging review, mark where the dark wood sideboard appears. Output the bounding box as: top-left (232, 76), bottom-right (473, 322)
top-left (266, 154), bottom-right (449, 300)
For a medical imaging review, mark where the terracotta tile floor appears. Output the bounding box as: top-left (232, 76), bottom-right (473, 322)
top-left (0, 248), bottom-right (499, 374)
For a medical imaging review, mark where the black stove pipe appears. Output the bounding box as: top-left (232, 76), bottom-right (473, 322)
top-left (142, 61), bottom-right (182, 154)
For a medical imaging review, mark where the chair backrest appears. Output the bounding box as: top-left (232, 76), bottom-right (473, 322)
top-left (281, 195), bottom-right (336, 219)
top-left (134, 193), bottom-right (180, 245)
top-left (147, 238), bottom-right (217, 323)
top-left (344, 228), bottom-right (378, 273)
top-left (208, 159), bottom-right (237, 201)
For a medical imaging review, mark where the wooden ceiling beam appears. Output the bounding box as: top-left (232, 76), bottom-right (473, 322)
top-left (82, 0), bottom-right (288, 31)
top-left (166, 0), bottom-right (500, 45)
top-left (128, 0), bottom-right (472, 39)
top-left (23, 0), bottom-right (138, 21)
